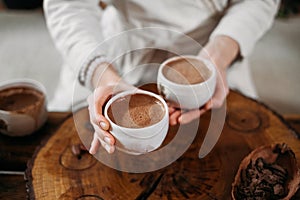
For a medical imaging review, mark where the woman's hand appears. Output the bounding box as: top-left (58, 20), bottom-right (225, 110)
top-left (87, 85), bottom-right (117, 154)
top-left (168, 66), bottom-right (228, 125)
top-left (87, 62), bottom-right (134, 154)
top-left (169, 35), bottom-right (239, 125)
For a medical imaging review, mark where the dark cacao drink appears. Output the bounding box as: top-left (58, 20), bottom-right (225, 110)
top-left (162, 57), bottom-right (211, 85)
top-left (0, 87), bottom-right (44, 114)
top-left (107, 93), bottom-right (165, 128)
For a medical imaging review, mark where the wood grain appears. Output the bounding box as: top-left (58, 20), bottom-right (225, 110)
top-left (0, 174), bottom-right (26, 200)
top-left (25, 91), bottom-right (300, 199)
top-left (0, 112), bottom-right (71, 171)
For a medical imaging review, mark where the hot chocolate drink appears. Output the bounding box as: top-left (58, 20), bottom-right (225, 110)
top-left (162, 57), bottom-right (211, 85)
top-left (107, 93), bottom-right (165, 128)
top-left (0, 87), bottom-right (44, 114)
top-left (0, 80), bottom-right (48, 137)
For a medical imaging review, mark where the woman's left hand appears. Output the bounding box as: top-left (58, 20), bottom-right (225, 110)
top-left (168, 63), bottom-right (228, 125)
top-left (169, 35), bottom-right (239, 125)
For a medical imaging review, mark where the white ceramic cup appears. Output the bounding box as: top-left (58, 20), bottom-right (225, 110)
top-left (157, 55), bottom-right (216, 110)
top-left (0, 79), bottom-right (48, 136)
top-left (104, 89), bottom-right (169, 155)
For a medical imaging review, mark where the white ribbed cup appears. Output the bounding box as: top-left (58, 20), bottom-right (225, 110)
top-left (104, 89), bottom-right (169, 155)
top-left (0, 79), bottom-right (47, 136)
top-left (157, 55), bottom-right (216, 110)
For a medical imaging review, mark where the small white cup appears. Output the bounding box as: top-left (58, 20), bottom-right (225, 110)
top-left (157, 55), bottom-right (216, 110)
top-left (104, 89), bottom-right (169, 155)
top-left (0, 79), bottom-right (48, 136)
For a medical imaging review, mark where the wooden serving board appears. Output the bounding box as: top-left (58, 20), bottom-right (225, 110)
top-left (25, 91), bottom-right (300, 200)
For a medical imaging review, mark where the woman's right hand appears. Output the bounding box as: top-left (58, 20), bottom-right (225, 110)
top-left (87, 85), bottom-right (117, 154)
top-left (87, 62), bottom-right (135, 154)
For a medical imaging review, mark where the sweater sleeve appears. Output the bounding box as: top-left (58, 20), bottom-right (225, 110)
top-left (210, 0), bottom-right (280, 57)
top-left (43, 0), bottom-right (106, 72)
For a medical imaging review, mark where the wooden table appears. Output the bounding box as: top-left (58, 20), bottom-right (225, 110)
top-left (0, 112), bottom-right (71, 199)
top-left (0, 91), bottom-right (300, 199)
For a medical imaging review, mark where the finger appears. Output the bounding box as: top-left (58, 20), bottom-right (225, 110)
top-left (89, 104), bottom-right (110, 131)
top-left (93, 87), bottom-right (112, 116)
top-left (89, 134), bottom-right (100, 154)
top-left (178, 108), bottom-right (207, 124)
top-left (94, 88), bottom-right (113, 130)
top-left (169, 110), bottom-right (181, 126)
top-left (209, 92), bottom-right (226, 109)
top-left (92, 124), bottom-right (115, 146)
top-left (209, 72), bottom-right (229, 109)
top-left (98, 117), bottom-right (110, 131)
top-left (168, 106), bottom-right (176, 114)
top-left (88, 91), bottom-right (110, 130)
top-left (87, 94), bottom-right (99, 125)
top-left (89, 134), bottom-right (115, 154)
top-left (99, 137), bottom-right (115, 154)
top-left (89, 104), bottom-right (115, 146)
top-left (204, 100), bottom-right (213, 110)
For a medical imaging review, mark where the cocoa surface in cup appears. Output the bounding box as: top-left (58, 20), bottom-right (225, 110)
top-left (162, 57), bottom-right (211, 85)
top-left (0, 87), bottom-right (45, 117)
top-left (107, 93), bottom-right (165, 128)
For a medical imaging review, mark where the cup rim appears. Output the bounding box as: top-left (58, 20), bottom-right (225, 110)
top-left (104, 89), bottom-right (169, 134)
top-left (0, 78), bottom-right (47, 93)
top-left (158, 55), bottom-right (216, 88)
top-left (0, 78), bottom-right (47, 114)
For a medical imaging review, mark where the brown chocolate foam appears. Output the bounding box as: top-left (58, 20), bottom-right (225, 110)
top-left (107, 93), bottom-right (165, 128)
top-left (0, 87), bottom-right (45, 118)
top-left (163, 57), bottom-right (211, 85)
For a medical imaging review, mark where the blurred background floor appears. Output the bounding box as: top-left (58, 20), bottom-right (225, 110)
top-left (0, 10), bottom-right (299, 114)
top-left (0, 11), bottom-right (62, 104)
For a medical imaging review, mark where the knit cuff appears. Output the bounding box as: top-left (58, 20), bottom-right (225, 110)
top-left (78, 55), bottom-right (110, 90)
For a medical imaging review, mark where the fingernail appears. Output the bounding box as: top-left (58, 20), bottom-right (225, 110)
top-left (89, 148), bottom-right (95, 155)
top-left (178, 116), bottom-right (182, 123)
top-left (110, 146), bottom-right (115, 153)
top-left (104, 137), bottom-right (111, 144)
top-left (100, 121), bottom-right (107, 129)
top-left (104, 143), bottom-right (111, 153)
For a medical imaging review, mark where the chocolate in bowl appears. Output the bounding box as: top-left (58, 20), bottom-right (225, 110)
top-left (0, 87), bottom-right (44, 114)
top-left (232, 143), bottom-right (300, 200)
top-left (0, 79), bottom-right (47, 136)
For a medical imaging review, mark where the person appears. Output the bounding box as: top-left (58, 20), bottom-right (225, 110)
top-left (44, 0), bottom-right (280, 154)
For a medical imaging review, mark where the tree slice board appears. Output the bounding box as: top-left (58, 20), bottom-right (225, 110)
top-left (25, 91), bottom-right (300, 199)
